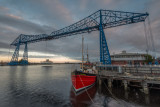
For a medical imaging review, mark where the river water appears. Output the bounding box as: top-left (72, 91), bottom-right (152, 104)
top-left (0, 64), bottom-right (160, 107)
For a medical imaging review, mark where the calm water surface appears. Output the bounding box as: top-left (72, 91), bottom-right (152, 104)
top-left (0, 64), bottom-right (160, 107)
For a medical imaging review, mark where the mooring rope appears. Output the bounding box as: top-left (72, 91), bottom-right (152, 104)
top-left (78, 75), bottom-right (95, 103)
top-left (98, 74), bottom-right (126, 107)
top-left (99, 75), bottom-right (118, 101)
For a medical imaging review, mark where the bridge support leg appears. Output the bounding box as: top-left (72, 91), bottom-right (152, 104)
top-left (99, 11), bottom-right (111, 64)
top-left (21, 43), bottom-right (28, 65)
top-left (9, 44), bottom-right (20, 65)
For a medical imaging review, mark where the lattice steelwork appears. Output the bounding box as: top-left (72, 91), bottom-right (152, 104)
top-left (21, 43), bottom-right (28, 65)
top-left (9, 10), bottom-right (149, 65)
top-left (10, 44), bottom-right (20, 65)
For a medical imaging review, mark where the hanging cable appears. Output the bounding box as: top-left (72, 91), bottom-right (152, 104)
top-left (148, 16), bottom-right (156, 58)
top-left (143, 22), bottom-right (149, 55)
top-left (8, 45), bottom-right (11, 63)
top-left (45, 40), bottom-right (48, 60)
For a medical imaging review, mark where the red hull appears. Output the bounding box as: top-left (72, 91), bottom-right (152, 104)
top-left (71, 72), bottom-right (96, 92)
top-left (70, 85), bottom-right (96, 107)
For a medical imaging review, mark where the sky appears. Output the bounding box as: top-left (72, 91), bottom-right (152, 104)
top-left (0, 0), bottom-right (160, 63)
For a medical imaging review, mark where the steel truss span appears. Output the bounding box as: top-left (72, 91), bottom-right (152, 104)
top-left (9, 9), bottom-right (149, 65)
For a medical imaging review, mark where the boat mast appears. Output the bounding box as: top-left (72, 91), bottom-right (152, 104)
top-left (82, 35), bottom-right (84, 71)
top-left (87, 44), bottom-right (89, 63)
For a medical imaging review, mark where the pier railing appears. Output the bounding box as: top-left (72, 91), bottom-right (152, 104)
top-left (96, 65), bottom-right (160, 75)
top-left (122, 66), bottom-right (160, 74)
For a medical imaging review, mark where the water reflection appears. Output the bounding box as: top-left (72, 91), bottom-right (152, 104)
top-left (5, 65), bottom-right (73, 107)
top-left (7, 66), bottom-right (28, 107)
top-left (70, 85), bottom-right (97, 107)
top-left (41, 65), bottom-right (53, 72)
top-left (0, 65), bottom-right (160, 107)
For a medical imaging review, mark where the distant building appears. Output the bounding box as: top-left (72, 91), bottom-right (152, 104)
top-left (0, 61), bottom-right (8, 66)
top-left (41, 59), bottom-right (53, 64)
top-left (111, 50), bottom-right (147, 65)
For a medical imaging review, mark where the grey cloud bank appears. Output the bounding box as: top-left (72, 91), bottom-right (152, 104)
top-left (0, 0), bottom-right (160, 62)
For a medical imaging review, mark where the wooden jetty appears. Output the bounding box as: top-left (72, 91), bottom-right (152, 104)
top-left (96, 65), bottom-right (160, 94)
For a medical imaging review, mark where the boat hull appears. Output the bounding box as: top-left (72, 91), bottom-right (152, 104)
top-left (70, 85), bottom-right (97, 107)
top-left (71, 71), bottom-right (96, 92)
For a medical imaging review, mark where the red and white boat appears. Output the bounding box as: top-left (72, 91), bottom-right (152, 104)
top-left (71, 69), bottom-right (96, 92)
top-left (71, 36), bottom-right (97, 92)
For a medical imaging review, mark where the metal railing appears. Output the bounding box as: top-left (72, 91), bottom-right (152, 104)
top-left (96, 64), bottom-right (160, 74)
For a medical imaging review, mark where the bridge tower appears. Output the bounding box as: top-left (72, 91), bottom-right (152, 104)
top-left (9, 34), bottom-right (28, 65)
top-left (99, 10), bottom-right (111, 64)
top-left (9, 43), bottom-right (28, 65)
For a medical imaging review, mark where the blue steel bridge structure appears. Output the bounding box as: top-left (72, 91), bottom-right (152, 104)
top-left (9, 9), bottom-right (149, 65)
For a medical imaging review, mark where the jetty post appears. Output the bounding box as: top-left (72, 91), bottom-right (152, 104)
top-left (96, 65), bottom-right (160, 95)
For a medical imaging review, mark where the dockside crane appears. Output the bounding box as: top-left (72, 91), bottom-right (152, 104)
top-left (9, 9), bottom-right (149, 65)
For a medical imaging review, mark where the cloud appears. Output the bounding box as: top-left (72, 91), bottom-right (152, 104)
top-left (0, 6), bottom-right (9, 13)
top-left (0, 0), bottom-right (160, 62)
top-left (0, 14), bottom-right (55, 55)
top-left (1, 0), bottom-right (74, 28)
top-left (0, 14), bottom-right (53, 35)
